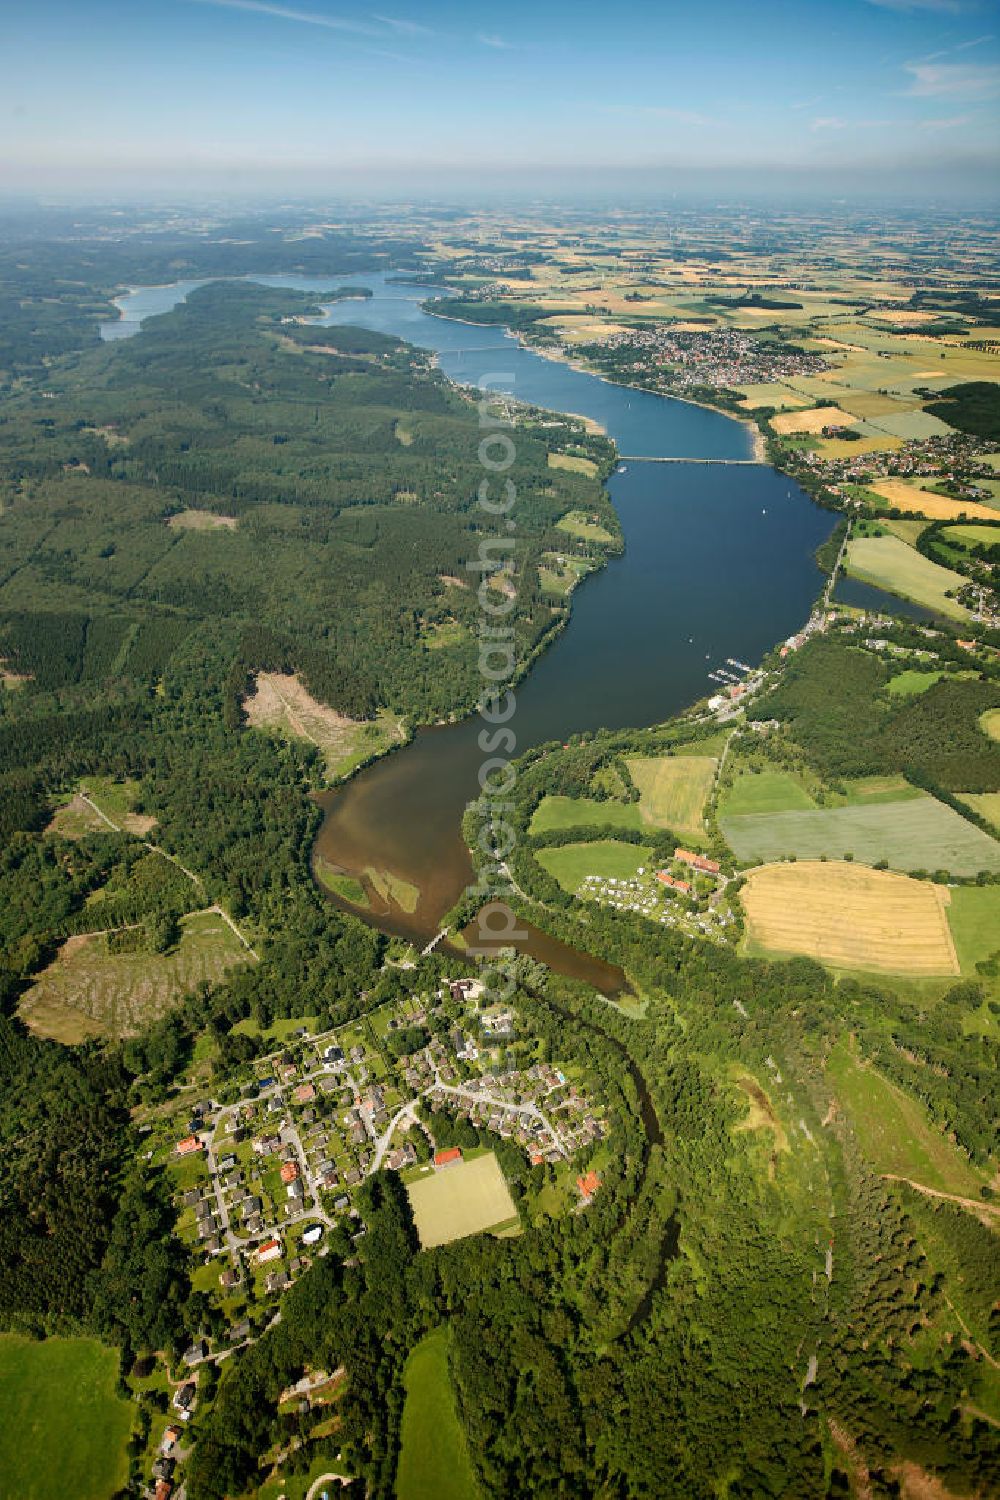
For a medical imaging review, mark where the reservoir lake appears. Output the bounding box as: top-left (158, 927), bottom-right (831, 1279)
top-left (105, 273), bottom-right (835, 983)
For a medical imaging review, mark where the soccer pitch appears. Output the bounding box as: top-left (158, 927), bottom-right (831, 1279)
top-left (407, 1153), bottom-right (517, 1249)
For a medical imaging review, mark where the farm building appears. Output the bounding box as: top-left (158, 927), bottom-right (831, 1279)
top-left (675, 848), bottom-right (721, 875)
top-left (434, 1147), bottom-right (463, 1169)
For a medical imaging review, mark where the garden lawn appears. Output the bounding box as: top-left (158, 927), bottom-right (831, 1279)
top-left (0, 1335), bottom-right (134, 1500)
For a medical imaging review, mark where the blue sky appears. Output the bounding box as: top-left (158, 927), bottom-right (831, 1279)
top-left (3, 0), bottom-right (999, 198)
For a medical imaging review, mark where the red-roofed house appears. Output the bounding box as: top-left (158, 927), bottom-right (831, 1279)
top-left (279, 1160), bottom-right (300, 1184)
top-left (292, 1082), bottom-right (316, 1105)
top-left (656, 871), bottom-right (691, 893)
top-left (256, 1238), bottom-right (282, 1265)
top-left (175, 1135), bottom-right (202, 1157)
top-left (434, 1147), bottom-right (462, 1169)
top-left (576, 1171), bottom-right (601, 1202)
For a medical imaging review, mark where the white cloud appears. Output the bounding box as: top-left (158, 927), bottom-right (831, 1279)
top-left (477, 33), bottom-right (513, 49)
top-left (865, 0), bottom-right (972, 14)
top-left (189, 0), bottom-right (384, 37)
top-left (919, 112), bottom-right (974, 126)
top-left (903, 59), bottom-right (1000, 95)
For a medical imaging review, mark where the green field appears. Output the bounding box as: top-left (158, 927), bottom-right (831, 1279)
top-left (940, 523), bottom-right (1000, 549)
top-left (406, 1153), bottom-right (517, 1249)
top-left (536, 839), bottom-right (647, 893)
top-left (957, 791), bottom-right (1000, 831)
top-left (626, 754), bottom-right (717, 837)
top-left (19, 907), bottom-right (252, 1041)
top-left (845, 534), bottom-right (969, 619)
top-left (886, 669), bottom-right (947, 698)
top-left (946, 884), bottom-right (1000, 973)
top-left (827, 1040), bottom-right (987, 1198)
top-left (0, 1335), bottom-right (134, 1500)
top-left (719, 768), bottom-right (816, 816)
top-left (981, 708), bottom-right (1000, 742)
top-left (530, 795), bottom-right (643, 834)
top-left (396, 1328), bottom-right (479, 1500)
top-left (720, 794), bottom-right (1000, 877)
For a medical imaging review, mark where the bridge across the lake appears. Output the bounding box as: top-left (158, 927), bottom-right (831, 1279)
top-left (618, 455), bottom-right (766, 466)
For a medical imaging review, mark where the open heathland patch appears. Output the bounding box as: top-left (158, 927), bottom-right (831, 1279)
top-left (536, 839), bottom-right (648, 893)
top-left (626, 754), bottom-right (717, 837)
top-left (530, 795), bottom-right (644, 833)
top-left (19, 907), bottom-right (252, 1041)
top-left (739, 861), bottom-right (959, 975)
top-left (396, 1328), bottom-right (480, 1500)
top-left (827, 1041), bottom-right (988, 1198)
top-left (0, 1334), bottom-right (134, 1500)
top-left (406, 1153), bottom-right (517, 1249)
top-left (721, 795), bottom-right (1000, 877)
top-left (845, 535), bottom-right (969, 619)
top-left (244, 670), bottom-right (402, 780)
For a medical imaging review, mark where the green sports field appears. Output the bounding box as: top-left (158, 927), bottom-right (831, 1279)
top-left (406, 1153), bottom-right (517, 1249)
top-left (396, 1328), bottom-right (479, 1500)
top-left (536, 839), bottom-right (648, 893)
top-left (0, 1335), bottom-right (134, 1500)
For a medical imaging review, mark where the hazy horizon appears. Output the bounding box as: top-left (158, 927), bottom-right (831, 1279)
top-left (5, 0), bottom-right (999, 202)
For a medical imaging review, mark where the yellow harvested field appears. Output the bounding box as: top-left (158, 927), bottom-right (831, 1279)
top-left (771, 406), bottom-right (856, 435)
top-left (870, 480), bottom-right (998, 523)
top-left (740, 861), bottom-right (959, 976)
top-left (407, 1153), bottom-right (517, 1248)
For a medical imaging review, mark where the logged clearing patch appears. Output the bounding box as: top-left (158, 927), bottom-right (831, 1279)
top-left (740, 861), bottom-right (959, 976)
top-left (19, 909), bottom-right (253, 1042)
top-left (166, 508), bottom-right (238, 531)
top-left (45, 793), bottom-right (113, 840)
top-left (870, 480), bottom-right (999, 524)
top-left (626, 754), bottom-right (717, 838)
top-left (244, 670), bottom-right (402, 780)
top-left (407, 1153), bottom-right (517, 1248)
top-left (771, 405), bottom-right (856, 436)
top-left (981, 708), bottom-right (1000, 742)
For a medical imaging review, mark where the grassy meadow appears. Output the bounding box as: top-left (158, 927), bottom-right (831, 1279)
top-left (530, 795), bottom-right (644, 833)
top-left (827, 1041), bottom-right (988, 1199)
top-left (536, 839), bottom-right (647, 894)
top-left (0, 1335), bottom-right (134, 1500)
top-left (626, 754), bottom-right (717, 838)
top-left (396, 1328), bottom-right (479, 1500)
top-left (844, 534), bottom-right (969, 619)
